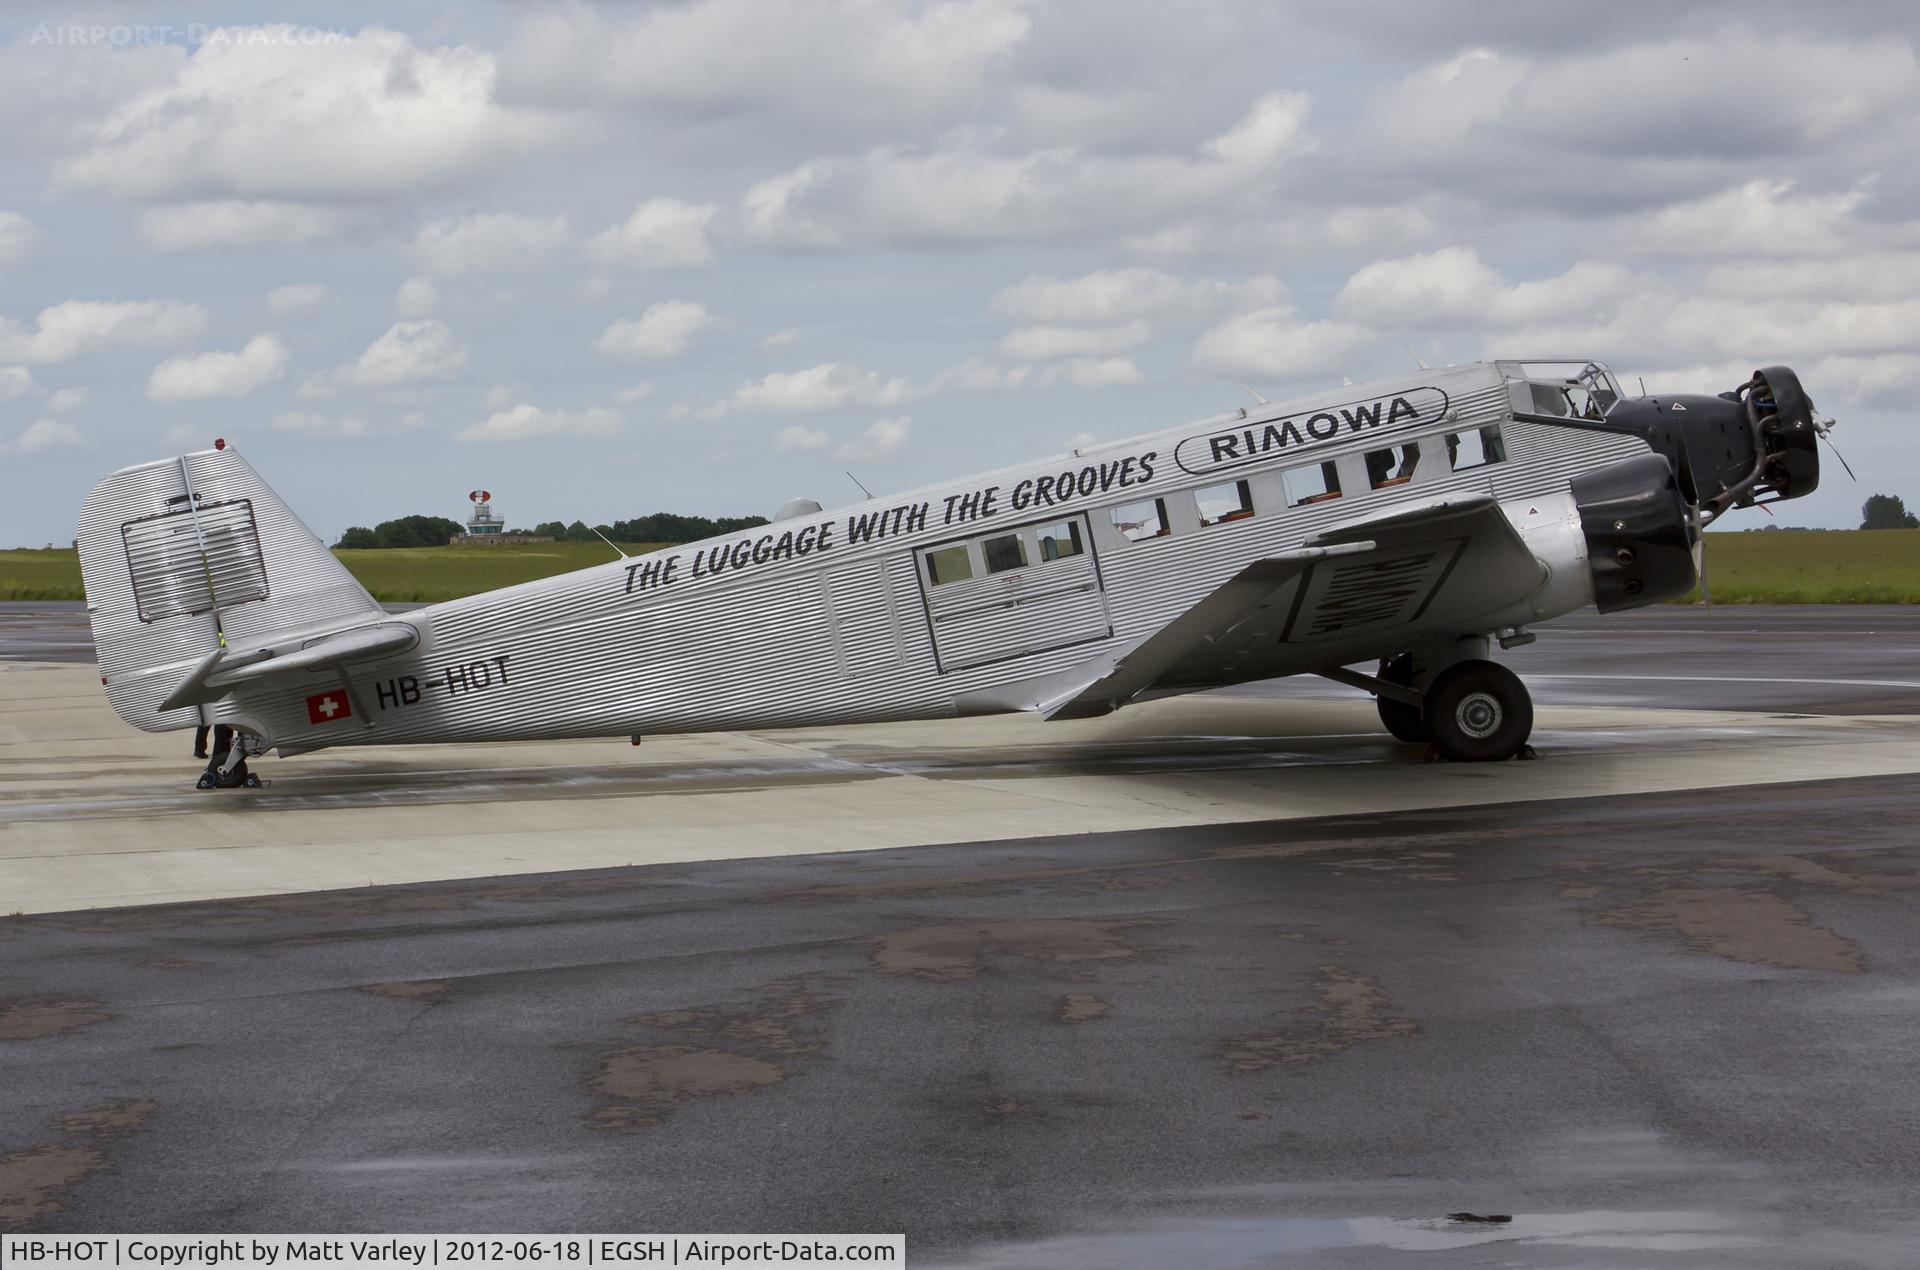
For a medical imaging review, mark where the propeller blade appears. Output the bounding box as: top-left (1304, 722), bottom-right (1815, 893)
top-left (1690, 507), bottom-right (1711, 614)
top-left (1821, 432), bottom-right (1859, 483)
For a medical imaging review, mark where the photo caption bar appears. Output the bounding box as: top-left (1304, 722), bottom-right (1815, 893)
top-left (0, 1237), bottom-right (904, 1270)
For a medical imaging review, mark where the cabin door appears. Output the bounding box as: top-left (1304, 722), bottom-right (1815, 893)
top-left (915, 514), bottom-right (1112, 673)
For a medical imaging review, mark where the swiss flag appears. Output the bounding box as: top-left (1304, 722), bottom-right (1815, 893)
top-left (305, 691), bottom-right (352, 725)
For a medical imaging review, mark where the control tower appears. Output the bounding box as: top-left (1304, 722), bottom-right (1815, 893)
top-left (465, 489), bottom-right (504, 538)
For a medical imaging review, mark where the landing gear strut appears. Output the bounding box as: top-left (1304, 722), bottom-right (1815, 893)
top-left (1375, 653), bottom-right (1427, 743)
top-left (195, 729), bottom-right (264, 789)
top-left (1322, 647), bottom-right (1536, 761)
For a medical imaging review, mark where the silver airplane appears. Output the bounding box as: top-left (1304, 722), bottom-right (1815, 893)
top-left (77, 359), bottom-right (1823, 786)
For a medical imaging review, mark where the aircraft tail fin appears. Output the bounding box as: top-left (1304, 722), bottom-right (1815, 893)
top-left (76, 444), bottom-right (385, 732)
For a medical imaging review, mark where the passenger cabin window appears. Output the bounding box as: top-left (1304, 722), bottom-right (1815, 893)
top-left (1109, 497), bottom-right (1170, 542)
top-left (1036, 520), bottom-right (1085, 561)
top-left (982, 533), bottom-right (1028, 574)
top-left (1283, 461), bottom-right (1343, 507)
top-left (1447, 425), bottom-right (1507, 471)
top-left (925, 544), bottom-right (973, 585)
top-left (1196, 479), bottom-right (1255, 526)
top-left (1365, 442), bottom-right (1420, 490)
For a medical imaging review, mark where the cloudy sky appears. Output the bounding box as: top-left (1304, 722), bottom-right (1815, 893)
top-left (3, 1), bottom-right (1917, 546)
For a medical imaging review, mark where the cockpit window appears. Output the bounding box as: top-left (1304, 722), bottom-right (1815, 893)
top-left (1515, 361), bottom-right (1620, 420)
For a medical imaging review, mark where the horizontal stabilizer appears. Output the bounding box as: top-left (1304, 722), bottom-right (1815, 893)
top-left (160, 622), bottom-right (419, 711)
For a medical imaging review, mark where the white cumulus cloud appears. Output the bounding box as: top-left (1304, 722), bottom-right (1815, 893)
top-left (148, 334), bottom-right (290, 401)
top-left (267, 283), bottom-right (331, 315)
top-left (730, 362), bottom-right (913, 412)
top-left (595, 301), bottom-right (715, 361)
top-left (775, 424), bottom-right (830, 451)
top-left (0, 300), bottom-right (208, 364)
top-left (309, 319), bottom-right (470, 393)
top-left (0, 366), bottom-right (35, 402)
top-left (993, 269), bottom-right (1284, 324)
top-left (414, 213), bottom-right (572, 275)
top-left (138, 201), bottom-right (345, 251)
top-left (1193, 306), bottom-right (1375, 378)
top-left (2, 419), bottom-right (86, 455)
top-left (503, 0), bottom-right (1032, 122)
top-left (999, 321), bottom-right (1150, 361)
top-left (395, 278), bottom-right (439, 318)
top-left (458, 403), bottom-right (621, 442)
top-left (1046, 358), bottom-right (1145, 389)
top-left (46, 386), bottom-right (90, 413)
top-left (0, 212), bottom-right (41, 266)
top-left (590, 199), bottom-right (716, 269)
top-left (739, 91), bottom-right (1313, 246)
top-left (838, 416), bottom-right (910, 462)
top-left (64, 26), bottom-right (554, 202)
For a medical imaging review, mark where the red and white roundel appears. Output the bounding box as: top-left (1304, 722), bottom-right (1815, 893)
top-left (469, 489), bottom-right (491, 503)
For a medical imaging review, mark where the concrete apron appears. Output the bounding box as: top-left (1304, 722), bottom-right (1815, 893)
top-left (6, 660), bottom-right (1920, 915)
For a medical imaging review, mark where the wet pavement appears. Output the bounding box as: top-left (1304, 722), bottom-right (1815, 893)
top-left (10, 601), bottom-right (1918, 713)
top-left (4, 776), bottom-right (1920, 1264)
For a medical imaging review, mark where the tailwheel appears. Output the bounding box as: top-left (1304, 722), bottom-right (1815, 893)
top-left (1376, 653), bottom-right (1427, 743)
top-left (1423, 660), bottom-right (1533, 762)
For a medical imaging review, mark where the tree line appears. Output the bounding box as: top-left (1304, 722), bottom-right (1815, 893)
top-left (334, 511), bottom-right (770, 549)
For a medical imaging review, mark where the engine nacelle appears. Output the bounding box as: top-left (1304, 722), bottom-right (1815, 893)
top-left (1570, 453), bottom-right (1697, 613)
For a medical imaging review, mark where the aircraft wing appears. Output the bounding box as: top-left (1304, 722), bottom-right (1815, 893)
top-left (1045, 495), bottom-right (1546, 720)
top-left (159, 622), bottom-right (419, 711)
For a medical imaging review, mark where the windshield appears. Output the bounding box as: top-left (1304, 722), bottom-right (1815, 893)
top-left (1512, 361), bottom-right (1622, 420)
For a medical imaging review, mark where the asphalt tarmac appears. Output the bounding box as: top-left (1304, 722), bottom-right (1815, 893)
top-left (3, 602), bottom-right (1919, 1263)
top-left (3, 778), bottom-right (1918, 1265)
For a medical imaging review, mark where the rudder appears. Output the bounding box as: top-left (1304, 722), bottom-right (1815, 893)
top-left (76, 445), bottom-right (385, 731)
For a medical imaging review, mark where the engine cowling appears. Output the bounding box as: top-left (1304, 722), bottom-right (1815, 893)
top-left (1570, 453), bottom-right (1696, 613)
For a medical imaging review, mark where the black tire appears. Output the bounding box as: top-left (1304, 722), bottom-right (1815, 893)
top-left (1423, 660), bottom-right (1533, 762)
top-left (1376, 653), bottom-right (1427, 743)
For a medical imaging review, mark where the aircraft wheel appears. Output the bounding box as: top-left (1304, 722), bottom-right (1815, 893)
top-left (1424, 660), bottom-right (1533, 762)
top-left (1375, 654), bottom-right (1427, 743)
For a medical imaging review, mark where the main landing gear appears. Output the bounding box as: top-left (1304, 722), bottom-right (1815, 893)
top-left (195, 729), bottom-right (265, 790)
top-left (1324, 642), bottom-right (1536, 762)
top-left (1421, 660), bottom-right (1534, 762)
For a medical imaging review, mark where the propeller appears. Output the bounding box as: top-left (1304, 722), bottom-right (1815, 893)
top-left (1811, 410), bottom-right (1857, 482)
top-left (1689, 505), bottom-right (1712, 614)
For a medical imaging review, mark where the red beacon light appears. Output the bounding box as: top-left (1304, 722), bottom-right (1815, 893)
top-left (214, 438), bottom-right (226, 450)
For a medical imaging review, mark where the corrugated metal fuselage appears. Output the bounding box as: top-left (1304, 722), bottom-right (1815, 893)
top-left (206, 362), bottom-right (1642, 755)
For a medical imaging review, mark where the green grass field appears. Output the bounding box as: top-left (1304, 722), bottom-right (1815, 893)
top-left (0, 540), bottom-right (668, 604)
top-left (1674, 529), bottom-right (1920, 604)
top-left (2, 529), bottom-right (1916, 604)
